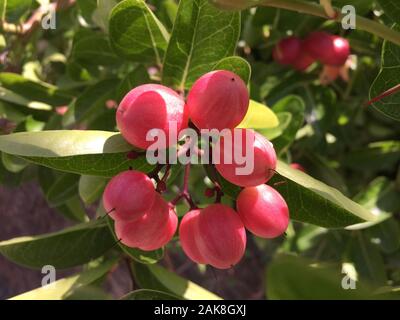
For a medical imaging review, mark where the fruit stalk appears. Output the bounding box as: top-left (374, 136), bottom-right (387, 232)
top-left (260, 0), bottom-right (400, 47)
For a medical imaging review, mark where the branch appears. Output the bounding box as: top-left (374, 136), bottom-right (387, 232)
top-left (260, 0), bottom-right (400, 47)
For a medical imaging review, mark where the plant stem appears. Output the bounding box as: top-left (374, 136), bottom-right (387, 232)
top-left (183, 163), bottom-right (191, 193)
top-left (260, 0), bottom-right (400, 47)
top-left (169, 163), bottom-right (197, 209)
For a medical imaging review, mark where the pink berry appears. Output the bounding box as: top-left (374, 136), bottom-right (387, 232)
top-left (179, 209), bottom-right (208, 264)
top-left (103, 170), bottom-right (155, 221)
top-left (273, 36), bottom-right (302, 65)
top-left (237, 184), bottom-right (289, 238)
top-left (116, 84), bottom-right (188, 150)
top-left (214, 128), bottom-right (277, 187)
top-left (195, 204), bottom-right (246, 269)
top-left (115, 193), bottom-right (177, 251)
top-left (304, 32), bottom-right (350, 66)
top-left (187, 70), bottom-right (249, 130)
top-left (292, 48), bottom-right (316, 71)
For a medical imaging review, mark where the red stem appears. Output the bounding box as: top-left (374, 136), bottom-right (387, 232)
top-left (367, 83), bottom-right (400, 106)
top-left (169, 163), bottom-right (197, 209)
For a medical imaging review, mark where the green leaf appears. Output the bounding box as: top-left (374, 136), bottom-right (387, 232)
top-left (1, 152), bottom-right (28, 173)
top-left (0, 73), bottom-right (72, 106)
top-left (0, 87), bottom-right (52, 111)
top-left (221, 160), bottom-right (376, 228)
top-left (0, 130), bottom-right (130, 156)
top-left (57, 196), bottom-right (89, 223)
top-left (2, 0), bottom-right (32, 22)
top-left (0, 0), bottom-right (6, 21)
top-left (72, 79), bottom-right (117, 123)
top-left (106, 216), bottom-right (164, 264)
top-left (72, 35), bottom-right (120, 66)
top-left (266, 254), bottom-right (372, 299)
top-left (348, 177), bottom-right (399, 230)
top-left (92, 0), bottom-right (118, 33)
top-left (346, 233), bottom-right (388, 286)
top-left (258, 112), bottom-right (291, 140)
top-left (272, 161), bottom-right (377, 228)
top-left (117, 65), bottom-right (150, 102)
top-left (122, 289), bottom-right (181, 300)
top-left (213, 56), bottom-right (251, 84)
top-left (46, 173), bottom-right (80, 207)
top-left (79, 175), bottom-right (107, 204)
top-left (0, 220), bottom-right (115, 269)
top-left (162, 0), bottom-right (240, 90)
top-left (370, 25), bottom-right (400, 121)
top-left (0, 130), bottom-right (154, 177)
top-left (10, 258), bottom-right (117, 300)
top-left (133, 263), bottom-right (222, 300)
top-left (109, 0), bottom-right (169, 64)
top-left (366, 218), bottom-right (400, 254)
top-left (376, 1), bottom-right (400, 25)
top-left (237, 100), bottom-right (279, 129)
top-left (271, 95), bottom-right (305, 154)
top-left (28, 152), bottom-right (152, 177)
top-left (343, 141), bottom-right (400, 172)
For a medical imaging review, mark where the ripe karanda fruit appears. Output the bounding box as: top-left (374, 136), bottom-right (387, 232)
top-left (103, 170), bottom-right (156, 221)
top-left (214, 128), bottom-right (277, 187)
top-left (115, 193), bottom-right (178, 251)
top-left (187, 70), bottom-right (249, 131)
top-left (273, 37), bottom-right (302, 65)
top-left (179, 204), bottom-right (246, 269)
top-left (304, 32), bottom-right (350, 66)
top-left (292, 49), bottom-right (316, 72)
top-left (116, 84), bottom-right (188, 150)
top-left (237, 184), bottom-right (289, 238)
top-left (273, 37), bottom-right (315, 71)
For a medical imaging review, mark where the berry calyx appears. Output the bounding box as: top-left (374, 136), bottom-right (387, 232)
top-left (103, 170), bottom-right (156, 221)
top-left (204, 187), bottom-right (215, 198)
top-left (116, 84), bottom-right (188, 150)
top-left (236, 184), bottom-right (289, 238)
top-left (304, 32), bottom-right (350, 66)
top-left (115, 193), bottom-right (177, 251)
top-left (214, 128), bottom-right (277, 187)
top-left (273, 36), bottom-right (302, 65)
top-left (187, 70), bottom-right (249, 131)
top-left (180, 204), bottom-right (246, 269)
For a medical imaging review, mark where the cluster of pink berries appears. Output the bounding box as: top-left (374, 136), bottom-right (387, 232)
top-left (102, 70), bottom-right (290, 269)
top-left (273, 32), bottom-right (350, 71)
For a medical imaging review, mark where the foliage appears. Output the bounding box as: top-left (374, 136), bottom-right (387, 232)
top-left (0, 0), bottom-right (399, 300)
